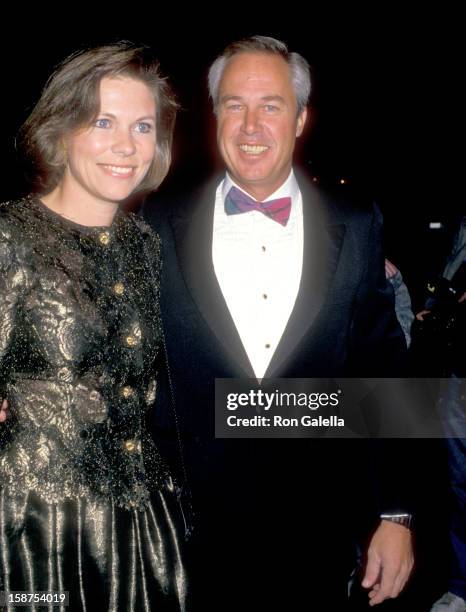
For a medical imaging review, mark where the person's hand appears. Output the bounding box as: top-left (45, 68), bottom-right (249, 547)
top-left (0, 399), bottom-right (8, 423)
top-left (361, 519), bottom-right (414, 606)
top-left (458, 291), bottom-right (466, 303)
top-left (415, 309), bottom-right (431, 321)
top-left (385, 259), bottom-right (399, 280)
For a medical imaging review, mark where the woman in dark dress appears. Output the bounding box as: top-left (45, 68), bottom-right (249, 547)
top-left (0, 42), bottom-right (187, 611)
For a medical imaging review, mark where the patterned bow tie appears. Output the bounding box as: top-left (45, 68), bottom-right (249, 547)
top-left (224, 186), bottom-right (292, 226)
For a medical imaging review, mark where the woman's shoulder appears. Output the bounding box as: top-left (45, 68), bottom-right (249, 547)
top-left (0, 199), bottom-right (35, 284)
top-left (126, 212), bottom-right (161, 249)
top-left (0, 198), bottom-right (32, 235)
top-left (0, 199), bottom-right (36, 260)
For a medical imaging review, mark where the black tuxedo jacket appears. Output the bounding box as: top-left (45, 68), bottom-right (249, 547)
top-left (144, 171), bottom-right (412, 523)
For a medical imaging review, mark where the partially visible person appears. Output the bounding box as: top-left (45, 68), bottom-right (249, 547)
top-left (385, 258), bottom-right (415, 346)
top-left (146, 35), bottom-right (415, 610)
top-left (412, 216), bottom-right (465, 377)
top-left (426, 216), bottom-right (466, 612)
top-left (0, 43), bottom-right (188, 610)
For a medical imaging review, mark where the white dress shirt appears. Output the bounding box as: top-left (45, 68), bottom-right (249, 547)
top-left (212, 171), bottom-right (303, 378)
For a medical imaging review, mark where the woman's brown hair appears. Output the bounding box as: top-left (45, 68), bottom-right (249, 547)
top-left (18, 41), bottom-right (178, 195)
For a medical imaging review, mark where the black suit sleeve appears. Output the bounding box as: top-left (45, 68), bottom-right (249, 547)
top-left (347, 203), bottom-right (408, 376)
top-left (345, 204), bottom-right (420, 519)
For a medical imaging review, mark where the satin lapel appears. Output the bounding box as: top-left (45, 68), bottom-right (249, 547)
top-left (170, 182), bottom-right (254, 376)
top-left (266, 177), bottom-right (346, 377)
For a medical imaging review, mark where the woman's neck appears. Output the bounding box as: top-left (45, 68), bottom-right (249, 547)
top-left (41, 184), bottom-right (119, 228)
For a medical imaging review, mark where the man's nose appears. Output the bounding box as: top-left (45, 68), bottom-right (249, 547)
top-left (241, 108), bottom-right (261, 134)
top-left (111, 128), bottom-right (136, 156)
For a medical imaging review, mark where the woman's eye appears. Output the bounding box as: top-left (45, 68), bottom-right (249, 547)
top-left (95, 118), bottom-right (111, 129)
top-left (135, 122), bottom-right (153, 134)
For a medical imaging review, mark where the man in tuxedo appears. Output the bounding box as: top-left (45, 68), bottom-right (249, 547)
top-left (145, 36), bottom-right (414, 609)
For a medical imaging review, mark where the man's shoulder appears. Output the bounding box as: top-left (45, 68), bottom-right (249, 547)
top-left (143, 175), bottom-right (221, 230)
top-left (296, 170), bottom-right (379, 227)
top-left (325, 187), bottom-right (380, 232)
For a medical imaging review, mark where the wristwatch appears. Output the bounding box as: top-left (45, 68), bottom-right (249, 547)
top-left (380, 514), bottom-right (413, 529)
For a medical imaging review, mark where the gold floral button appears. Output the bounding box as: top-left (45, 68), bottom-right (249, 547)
top-left (123, 439), bottom-right (140, 453)
top-left (113, 282), bottom-right (125, 296)
top-left (125, 335), bottom-right (137, 347)
top-left (120, 385), bottom-right (133, 399)
top-left (57, 366), bottom-right (72, 382)
top-left (124, 439), bottom-right (135, 452)
top-left (98, 231), bottom-right (110, 246)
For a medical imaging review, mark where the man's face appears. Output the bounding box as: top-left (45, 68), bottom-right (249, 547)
top-left (217, 52), bottom-right (307, 201)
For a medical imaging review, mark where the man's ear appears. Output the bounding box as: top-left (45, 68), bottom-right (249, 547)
top-left (296, 107), bottom-right (308, 137)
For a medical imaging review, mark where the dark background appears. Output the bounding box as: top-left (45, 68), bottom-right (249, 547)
top-left (0, 10), bottom-right (460, 306)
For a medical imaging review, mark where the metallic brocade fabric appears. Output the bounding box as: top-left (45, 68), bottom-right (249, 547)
top-left (0, 197), bottom-right (187, 611)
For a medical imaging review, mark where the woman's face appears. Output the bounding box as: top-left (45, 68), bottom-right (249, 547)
top-left (62, 76), bottom-right (157, 205)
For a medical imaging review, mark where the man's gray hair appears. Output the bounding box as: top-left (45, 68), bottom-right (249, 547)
top-left (208, 35), bottom-right (311, 116)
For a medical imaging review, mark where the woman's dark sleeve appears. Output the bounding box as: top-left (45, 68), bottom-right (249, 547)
top-left (0, 216), bottom-right (31, 396)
